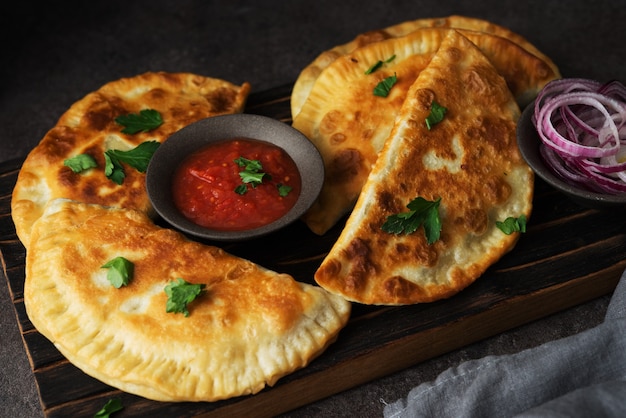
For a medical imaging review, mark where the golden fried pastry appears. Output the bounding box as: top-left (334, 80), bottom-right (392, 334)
top-left (25, 199), bottom-right (351, 401)
top-left (291, 15), bottom-right (560, 117)
top-left (293, 27), bottom-right (553, 235)
top-left (12, 72), bottom-right (250, 248)
top-left (314, 30), bottom-right (533, 305)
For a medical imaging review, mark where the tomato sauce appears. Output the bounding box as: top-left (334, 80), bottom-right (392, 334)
top-left (172, 138), bottom-right (301, 231)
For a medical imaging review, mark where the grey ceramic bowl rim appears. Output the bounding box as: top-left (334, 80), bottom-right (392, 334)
top-left (517, 101), bottom-right (626, 208)
top-left (146, 113), bottom-right (324, 241)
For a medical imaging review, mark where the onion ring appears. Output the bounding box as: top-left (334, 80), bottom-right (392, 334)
top-left (533, 78), bottom-right (626, 194)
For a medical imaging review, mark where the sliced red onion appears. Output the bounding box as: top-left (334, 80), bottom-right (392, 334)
top-left (533, 78), bottom-right (626, 194)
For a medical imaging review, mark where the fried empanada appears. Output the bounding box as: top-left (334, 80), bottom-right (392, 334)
top-left (25, 199), bottom-right (351, 401)
top-left (12, 72), bottom-right (250, 248)
top-left (314, 31), bottom-right (533, 305)
top-left (291, 15), bottom-right (559, 118)
top-left (293, 27), bottom-right (551, 235)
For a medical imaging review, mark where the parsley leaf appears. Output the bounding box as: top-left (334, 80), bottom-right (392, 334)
top-left (373, 73), bottom-right (397, 97)
top-left (64, 154), bottom-right (98, 173)
top-left (385, 54), bottom-right (397, 63)
top-left (365, 60), bottom-right (383, 75)
top-left (106, 141), bottom-right (160, 173)
top-left (496, 215), bottom-right (527, 235)
top-left (165, 278), bottom-right (206, 317)
top-left (234, 156), bottom-right (262, 172)
top-left (101, 256), bottom-right (134, 288)
top-left (277, 183), bottom-right (292, 197)
top-left (103, 152), bottom-right (125, 185)
top-left (239, 170), bottom-right (266, 185)
top-left (381, 197), bottom-right (442, 244)
top-left (233, 156), bottom-right (293, 197)
top-left (104, 141), bottom-right (160, 184)
top-left (94, 398), bottom-right (123, 418)
top-left (234, 156), bottom-right (269, 193)
top-left (425, 100), bottom-right (447, 130)
top-left (365, 54), bottom-right (396, 75)
top-left (115, 109), bottom-right (163, 134)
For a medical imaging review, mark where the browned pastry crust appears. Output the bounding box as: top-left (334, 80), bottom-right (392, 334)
top-left (25, 199), bottom-right (351, 401)
top-left (12, 71), bottom-right (250, 248)
top-left (314, 30), bottom-right (533, 305)
top-left (291, 15), bottom-right (560, 118)
top-left (292, 27), bottom-right (554, 235)
top-left (291, 14), bottom-right (560, 118)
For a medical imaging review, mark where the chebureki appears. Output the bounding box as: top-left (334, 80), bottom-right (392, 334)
top-left (25, 199), bottom-right (351, 402)
top-left (314, 30), bottom-right (534, 305)
top-left (291, 15), bottom-right (560, 118)
top-left (292, 25), bottom-right (557, 235)
top-left (13, 71), bottom-right (351, 403)
top-left (11, 71), bottom-right (250, 248)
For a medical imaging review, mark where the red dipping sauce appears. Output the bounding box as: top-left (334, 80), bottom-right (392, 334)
top-left (172, 138), bottom-right (301, 231)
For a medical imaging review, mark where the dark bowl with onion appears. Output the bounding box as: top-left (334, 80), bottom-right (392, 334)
top-left (517, 79), bottom-right (626, 209)
top-left (146, 113), bottom-right (324, 241)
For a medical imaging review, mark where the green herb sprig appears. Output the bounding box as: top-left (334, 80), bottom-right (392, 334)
top-left (373, 73), bottom-right (398, 97)
top-left (101, 256), bottom-right (134, 288)
top-left (381, 196), bottom-right (442, 244)
top-left (115, 109), bottom-right (163, 134)
top-left (234, 156), bottom-right (269, 194)
top-left (365, 54), bottom-right (396, 75)
top-left (104, 140), bottom-right (160, 185)
top-left (277, 183), bottom-right (292, 197)
top-left (496, 215), bottom-right (527, 235)
top-left (425, 100), bottom-right (447, 130)
top-left (94, 398), bottom-right (123, 418)
top-left (165, 278), bottom-right (206, 317)
top-left (64, 154), bottom-right (98, 173)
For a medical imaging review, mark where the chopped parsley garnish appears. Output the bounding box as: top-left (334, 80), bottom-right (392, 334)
top-left (101, 256), bottom-right (134, 288)
top-left (94, 398), bottom-right (123, 418)
top-left (103, 152), bottom-right (126, 185)
top-left (115, 109), bottom-right (163, 134)
top-left (496, 215), bottom-right (527, 235)
top-left (64, 154), bottom-right (98, 173)
top-left (104, 140), bottom-right (160, 185)
top-left (233, 156), bottom-right (293, 197)
top-left (425, 100), bottom-right (447, 130)
top-left (235, 156), bottom-right (263, 173)
top-left (373, 73), bottom-right (398, 97)
top-left (239, 169), bottom-right (266, 185)
top-left (234, 156), bottom-right (269, 194)
top-left (365, 61), bottom-right (383, 75)
top-left (365, 54), bottom-right (396, 75)
top-left (277, 183), bottom-right (292, 197)
top-left (235, 157), bottom-right (292, 197)
top-left (165, 278), bottom-right (206, 317)
top-left (381, 196), bottom-right (442, 244)
top-left (234, 184), bottom-right (248, 195)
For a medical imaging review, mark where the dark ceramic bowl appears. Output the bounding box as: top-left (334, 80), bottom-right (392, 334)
top-left (517, 102), bottom-right (626, 209)
top-left (146, 113), bottom-right (324, 241)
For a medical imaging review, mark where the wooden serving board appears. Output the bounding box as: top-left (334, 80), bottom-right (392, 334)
top-left (1, 84), bottom-right (625, 417)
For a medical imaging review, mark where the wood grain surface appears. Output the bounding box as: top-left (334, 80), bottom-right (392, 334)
top-left (1, 84), bottom-right (624, 417)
